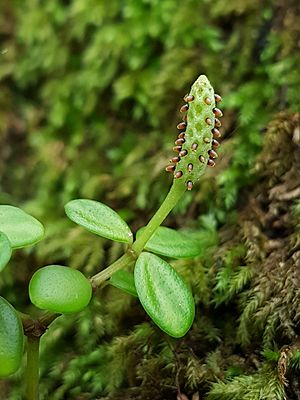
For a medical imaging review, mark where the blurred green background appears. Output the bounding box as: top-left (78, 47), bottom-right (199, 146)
top-left (0, 0), bottom-right (299, 399)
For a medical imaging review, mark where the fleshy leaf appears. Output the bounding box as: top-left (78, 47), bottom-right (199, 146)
top-left (29, 265), bottom-right (92, 314)
top-left (134, 252), bottom-right (195, 338)
top-left (137, 226), bottom-right (202, 259)
top-left (0, 296), bottom-right (24, 377)
top-left (109, 269), bottom-right (138, 297)
top-left (0, 205), bottom-right (44, 249)
top-left (0, 232), bottom-right (12, 272)
top-left (65, 199), bottom-right (133, 244)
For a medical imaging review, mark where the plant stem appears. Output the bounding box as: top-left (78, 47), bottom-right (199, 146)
top-left (90, 251), bottom-right (136, 287)
top-left (132, 180), bottom-right (186, 254)
top-left (38, 312), bottom-right (60, 327)
top-left (91, 180), bottom-right (186, 286)
top-left (26, 336), bottom-right (40, 400)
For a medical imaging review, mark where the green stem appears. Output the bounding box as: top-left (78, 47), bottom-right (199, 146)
top-left (26, 336), bottom-right (40, 400)
top-left (91, 180), bottom-right (185, 287)
top-left (132, 180), bottom-right (186, 254)
top-left (38, 312), bottom-right (60, 327)
top-left (90, 251), bottom-right (136, 287)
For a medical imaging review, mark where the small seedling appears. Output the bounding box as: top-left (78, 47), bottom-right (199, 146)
top-left (0, 75), bottom-right (222, 399)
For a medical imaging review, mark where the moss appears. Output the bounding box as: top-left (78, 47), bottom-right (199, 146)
top-left (1, 0), bottom-right (300, 398)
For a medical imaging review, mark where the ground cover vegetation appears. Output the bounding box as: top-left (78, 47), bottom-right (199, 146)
top-left (0, 0), bottom-right (299, 399)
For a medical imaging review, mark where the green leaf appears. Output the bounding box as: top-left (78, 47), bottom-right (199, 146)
top-left (0, 296), bottom-right (24, 377)
top-left (29, 265), bottom-right (92, 314)
top-left (65, 199), bottom-right (133, 244)
top-left (109, 269), bottom-right (138, 297)
top-left (0, 232), bottom-right (12, 272)
top-left (134, 252), bottom-right (195, 338)
top-left (0, 205), bottom-right (44, 249)
top-left (136, 226), bottom-right (202, 259)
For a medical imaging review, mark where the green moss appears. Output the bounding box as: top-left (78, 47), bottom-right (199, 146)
top-left (1, 0), bottom-right (299, 398)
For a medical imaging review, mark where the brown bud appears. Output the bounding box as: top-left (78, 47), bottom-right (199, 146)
top-left (212, 139), bottom-right (219, 148)
top-left (173, 146), bottom-right (182, 153)
top-left (204, 97), bottom-right (212, 105)
top-left (171, 156), bottom-right (181, 163)
top-left (214, 93), bottom-right (222, 103)
top-left (180, 104), bottom-right (189, 112)
top-left (213, 107), bottom-right (223, 117)
top-left (175, 138), bottom-right (185, 145)
top-left (212, 128), bottom-right (221, 138)
top-left (179, 149), bottom-right (188, 157)
top-left (205, 117), bottom-right (212, 125)
top-left (199, 155), bottom-right (205, 163)
top-left (174, 171), bottom-right (183, 179)
top-left (207, 158), bottom-right (215, 167)
top-left (184, 94), bottom-right (194, 102)
top-left (215, 118), bottom-right (222, 127)
top-left (191, 143), bottom-right (198, 151)
top-left (178, 132), bottom-right (186, 139)
top-left (165, 165), bottom-right (175, 173)
top-left (177, 122), bottom-right (187, 130)
top-left (188, 163), bottom-right (193, 171)
top-left (208, 149), bottom-right (218, 159)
